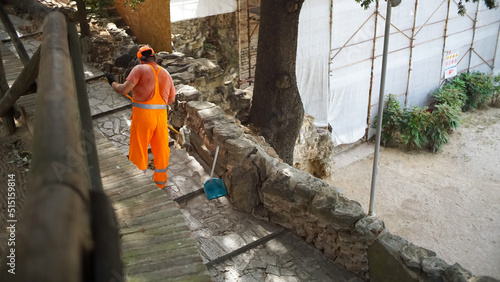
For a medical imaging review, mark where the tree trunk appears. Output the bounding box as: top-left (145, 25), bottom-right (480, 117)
top-left (249, 0), bottom-right (305, 165)
top-left (75, 0), bottom-right (91, 37)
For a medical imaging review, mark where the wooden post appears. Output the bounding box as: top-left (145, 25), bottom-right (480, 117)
top-left (0, 4), bottom-right (30, 66)
top-left (14, 12), bottom-right (92, 282)
top-left (440, 0), bottom-right (451, 83)
top-left (405, 0), bottom-right (419, 107)
top-left (68, 21), bottom-right (124, 280)
top-left (0, 47), bottom-right (40, 117)
top-left (366, 2), bottom-right (379, 140)
top-left (468, 1), bottom-right (480, 72)
top-left (0, 43), bottom-right (16, 135)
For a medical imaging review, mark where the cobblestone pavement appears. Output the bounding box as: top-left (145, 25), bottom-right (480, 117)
top-left (3, 13), bottom-right (362, 281)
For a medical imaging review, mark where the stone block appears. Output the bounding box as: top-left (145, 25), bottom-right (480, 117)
top-left (261, 167), bottom-right (296, 202)
top-left (249, 147), bottom-right (281, 184)
top-left (421, 257), bottom-right (449, 280)
top-left (331, 201), bottom-right (365, 228)
top-left (268, 211), bottom-right (292, 229)
top-left (193, 58), bottom-right (223, 78)
top-left (114, 53), bottom-right (135, 68)
top-left (206, 92), bottom-right (223, 104)
top-left (212, 120), bottom-right (243, 142)
top-left (176, 85), bottom-right (201, 102)
top-left (197, 106), bottom-right (225, 121)
top-left (443, 263), bottom-right (473, 282)
top-left (186, 101), bottom-right (215, 116)
top-left (167, 64), bottom-right (191, 74)
top-left (224, 138), bottom-right (256, 161)
top-left (171, 71), bottom-right (195, 84)
top-left (368, 233), bottom-right (421, 282)
top-left (225, 160), bottom-right (260, 212)
top-left (353, 216), bottom-right (387, 244)
top-left (251, 205), bottom-right (269, 221)
top-left (309, 187), bottom-right (339, 222)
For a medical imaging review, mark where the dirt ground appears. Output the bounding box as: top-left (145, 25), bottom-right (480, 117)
top-left (326, 106), bottom-right (500, 278)
top-left (0, 124), bottom-right (31, 259)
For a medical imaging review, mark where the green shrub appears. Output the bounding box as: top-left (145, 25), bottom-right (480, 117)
top-left (399, 107), bottom-right (431, 150)
top-left (459, 72), bottom-right (495, 111)
top-left (434, 77), bottom-right (467, 109)
top-left (426, 103), bottom-right (462, 152)
top-left (380, 95), bottom-right (403, 146)
top-left (491, 74), bottom-right (500, 107)
top-left (379, 71), bottom-right (496, 152)
top-left (86, 0), bottom-right (114, 16)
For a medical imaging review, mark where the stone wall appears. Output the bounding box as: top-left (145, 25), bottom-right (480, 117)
top-left (293, 115), bottom-right (335, 178)
top-left (171, 13), bottom-right (239, 85)
top-left (181, 100), bottom-right (499, 282)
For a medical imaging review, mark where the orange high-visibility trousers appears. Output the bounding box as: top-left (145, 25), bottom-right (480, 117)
top-left (128, 65), bottom-right (169, 189)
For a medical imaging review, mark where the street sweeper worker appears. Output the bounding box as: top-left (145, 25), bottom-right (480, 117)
top-left (104, 45), bottom-right (176, 189)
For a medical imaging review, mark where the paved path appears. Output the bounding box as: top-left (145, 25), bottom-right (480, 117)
top-left (4, 11), bottom-right (363, 281)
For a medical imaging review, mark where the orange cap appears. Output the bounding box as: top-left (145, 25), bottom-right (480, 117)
top-left (137, 45), bottom-right (155, 60)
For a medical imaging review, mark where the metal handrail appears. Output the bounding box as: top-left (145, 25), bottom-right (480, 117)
top-left (2, 11), bottom-right (123, 281)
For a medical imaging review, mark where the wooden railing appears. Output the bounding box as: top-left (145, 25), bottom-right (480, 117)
top-left (0, 11), bottom-right (123, 282)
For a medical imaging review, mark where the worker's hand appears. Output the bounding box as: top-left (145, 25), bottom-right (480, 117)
top-left (104, 72), bottom-right (115, 86)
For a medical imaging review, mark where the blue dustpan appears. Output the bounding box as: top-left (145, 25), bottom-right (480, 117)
top-left (203, 145), bottom-right (227, 200)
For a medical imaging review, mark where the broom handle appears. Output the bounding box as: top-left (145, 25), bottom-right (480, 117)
top-left (210, 145), bottom-right (219, 181)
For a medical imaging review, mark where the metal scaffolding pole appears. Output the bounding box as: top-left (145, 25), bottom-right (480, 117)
top-left (365, 1), bottom-right (379, 140)
top-left (405, 0), bottom-right (419, 107)
top-left (368, 0), bottom-right (400, 216)
top-left (468, 1), bottom-right (480, 71)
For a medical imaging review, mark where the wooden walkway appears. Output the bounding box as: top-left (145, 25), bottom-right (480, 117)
top-left (1, 42), bottom-right (23, 85)
top-left (95, 132), bottom-right (210, 281)
top-left (9, 40), bottom-right (211, 280)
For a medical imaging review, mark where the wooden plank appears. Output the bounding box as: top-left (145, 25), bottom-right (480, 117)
top-left (100, 167), bottom-right (144, 184)
top-left (122, 237), bottom-right (197, 260)
top-left (103, 178), bottom-right (153, 199)
top-left (100, 173), bottom-right (151, 190)
top-left (119, 208), bottom-right (183, 229)
top-left (127, 263), bottom-right (208, 282)
top-left (127, 254), bottom-right (204, 276)
top-left (119, 215), bottom-right (188, 237)
top-left (109, 188), bottom-right (167, 210)
top-left (96, 141), bottom-right (118, 152)
top-left (113, 197), bottom-right (176, 222)
top-left (96, 150), bottom-right (126, 162)
top-left (98, 154), bottom-right (132, 169)
top-left (99, 163), bottom-right (137, 178)
top-left (121, 225), bottom-right (193, 249)
top-left (124, 245), bottom-right (202, 268)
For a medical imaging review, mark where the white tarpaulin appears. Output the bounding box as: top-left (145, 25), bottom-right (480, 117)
top-left (296, 0), bottom-right (500, 146)
top-left (170, 0), bottom-right (237, 22)
top-left (296, 0), bottom-right (332, 127)
top-left (172, 0), bottom-right (500, 145)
